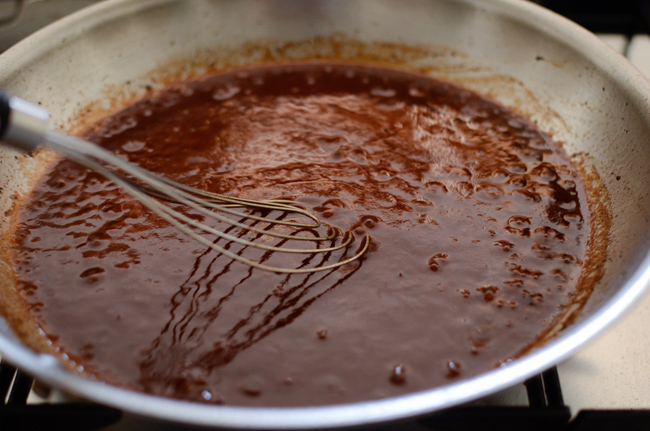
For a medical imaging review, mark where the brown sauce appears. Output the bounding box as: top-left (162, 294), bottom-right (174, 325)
top-left (11, 63), bottom-right (593, 406)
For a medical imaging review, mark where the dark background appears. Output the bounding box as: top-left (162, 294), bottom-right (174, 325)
top-left (537, 0), bottom-right (650, 35)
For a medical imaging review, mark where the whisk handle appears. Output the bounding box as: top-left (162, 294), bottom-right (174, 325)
top-left (0, 88), bottom-right (49, 152)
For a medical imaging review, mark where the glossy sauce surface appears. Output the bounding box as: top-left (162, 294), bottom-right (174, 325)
top-left (12, 63), bottom-right (591, 406)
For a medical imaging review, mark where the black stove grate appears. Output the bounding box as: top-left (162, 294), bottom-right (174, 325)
top-left (0, 360), bottom-right (121, 431)
top-left (3, 358), bottom-right (650, 431)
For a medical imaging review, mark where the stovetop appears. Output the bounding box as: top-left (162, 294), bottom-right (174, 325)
top-left (1, 1), bottom-right (650, 430)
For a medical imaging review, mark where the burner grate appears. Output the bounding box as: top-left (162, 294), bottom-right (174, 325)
top-left (3, 360), bottom-right (650, 431)
top-left (418, 368), bottom-right (571, 431)
top-left (0, 359), bottom-right (122, 431)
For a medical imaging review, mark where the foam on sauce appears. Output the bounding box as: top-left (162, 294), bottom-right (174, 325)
top-left (11, 63), bottom-right (592, 406)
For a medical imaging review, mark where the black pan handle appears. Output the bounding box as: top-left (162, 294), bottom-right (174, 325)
top-left (0, 88), bottom-right (49, 151)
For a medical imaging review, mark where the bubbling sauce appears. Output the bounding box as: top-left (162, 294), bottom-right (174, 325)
top-left (11, 63), bottom-right (593, 406)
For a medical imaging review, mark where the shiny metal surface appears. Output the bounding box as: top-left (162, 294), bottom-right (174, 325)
top-left (0, 0), bottom-right (649, 428)
top-left (3, 95), bottom-right (49, 151)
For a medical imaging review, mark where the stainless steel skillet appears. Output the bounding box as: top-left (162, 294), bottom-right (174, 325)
top-left (1, 0), bottom-right (650, 428)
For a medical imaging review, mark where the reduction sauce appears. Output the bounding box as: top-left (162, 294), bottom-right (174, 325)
top-left (11, 63), bottom-right (592, 406)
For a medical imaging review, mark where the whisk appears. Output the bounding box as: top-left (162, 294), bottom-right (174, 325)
top-left (0, 90), bottom-right (369, 273)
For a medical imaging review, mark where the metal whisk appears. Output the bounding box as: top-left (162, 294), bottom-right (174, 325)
top-left (0, 90), bottom-right (369, 273)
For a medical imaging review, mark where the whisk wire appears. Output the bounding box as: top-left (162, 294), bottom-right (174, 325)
top-left (43, 130), bottom-right (370, 273)
top-left (132, 179), bottom-right (338, 242)
top-left (157, 178), bottom-right (324, 228)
